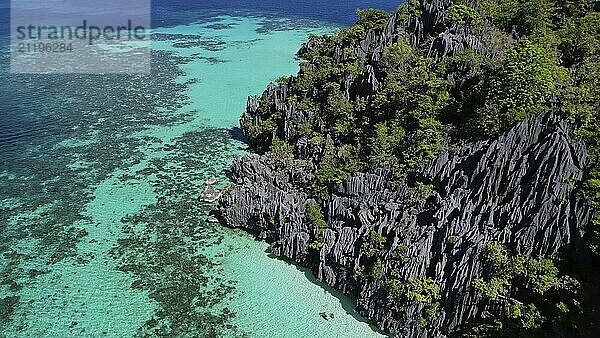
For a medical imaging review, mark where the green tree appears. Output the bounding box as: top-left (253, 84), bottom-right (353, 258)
top-left (305, 201), bottom-right (327, 230)
top-left (476, 40), bottom-right (562, 134)
top-left (472, 243), bottom-right (580, 335)
top-left (356, 8), bottom-right (392, 31)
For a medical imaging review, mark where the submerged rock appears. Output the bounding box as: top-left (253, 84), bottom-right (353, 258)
top-left (0, 296), bottom-right (19, 324)
top-left (319, 312), bottom-right (335, 320)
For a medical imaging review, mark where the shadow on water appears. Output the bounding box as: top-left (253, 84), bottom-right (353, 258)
top-left (228, 127), bottom-right (247, 143)
top-left (264, 251), bottom-right (390, 336)
top-left (221, 127), bottom-right (249, 180)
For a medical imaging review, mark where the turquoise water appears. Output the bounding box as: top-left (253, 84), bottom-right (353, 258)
top-left (0, 12), bottom-right (385, 338)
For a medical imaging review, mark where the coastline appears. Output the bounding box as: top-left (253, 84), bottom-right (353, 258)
top-left (0, 11), bottom-right (384, 337)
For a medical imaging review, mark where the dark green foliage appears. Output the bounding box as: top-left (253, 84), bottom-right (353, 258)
top-left (470, 5), bottom-right (600, 290)
top-left (362, 230), bottom-right (387, 257)
top-left (245, 98), bottom-right (277, 141)
top-left (436, 48), bottom-right (491, 125)
top-left (371, 258), bottom-right (385, 279)
top-left (371, 39), bottom-right (451, 167)
top-left (471, 243), bottom-right (581, 336)
top-left (475, 40), bottom-right (562, 134)
top-left (405, 277), bottom-right (441, 304)
top-left (396, 0), bottom-right (423, 23)
top-left (409, 182), bottom-right (435, 204)
top-left (368, 121), bottom-right (405, 164)
top-left (386, 274), bottom-right (441, 325)
top-left (298, 122), bottom-right (313, 136)
top-left (269, 136), bottom-right (293, 155)
top-left (354, 265), bottom-right (365, 278)
top-left (275, 75), bottom-right (290, 84)
top-left (379, 39), bottom-right (412, 71)
top-left (480, 0), bottom-right (599, 40)
top-left (555, 10), bottom-right (600, 263)
top-left (391, 244), bottom-right (408, 261)
top-left (371, 231), bottom-right (387, 245)
top-left (558, 12), bottom-right (600, 66)
top-left (445, 4), bottom-right (483, 25)
top-left (314, 166), bottom-right (347, 199)
top-left (323, 83), bottom-right (356, 137)
top-left (313, 140), bottom-right (358, 201)
top-left (356, 231), bottom-right (388, 282)
top-left (305, 201), bottom-right (327, 230)
top-left (403, 118), bottom-right (445, 168)
top-left (306, 201), bottom-right (328, 250)
top-left (356, 8), bottom-right (392, 31)
top-left (479, 0), bottom-right (555, 37)
top-left (339, 9), bottom-right (391, 43)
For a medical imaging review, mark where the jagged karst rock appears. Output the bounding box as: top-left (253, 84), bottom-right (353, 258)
top-left (240, 0), bottom-right (489, 149)
top-left (220, 110), bottom-right (590, 337)
top-left (218, 1), bottom-right (593, 336)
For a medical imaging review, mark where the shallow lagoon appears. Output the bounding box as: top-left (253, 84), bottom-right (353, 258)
top-left (0, 12), bottom-right (385, 338)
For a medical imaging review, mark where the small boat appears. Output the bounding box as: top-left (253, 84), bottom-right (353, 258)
top-left (205, 178), bottom-right (219, 185)
top-left (207, 216), bottom-right (220, 223)
top-left (199, 185), bottom-right (222, 203)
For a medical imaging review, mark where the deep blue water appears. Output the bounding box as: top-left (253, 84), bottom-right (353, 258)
top-left (0, 0), bottom-right (399, 152)
top-left (0, 0), bottom-right (398, 36)
top-left (151, 0), bottom-right (399, 26)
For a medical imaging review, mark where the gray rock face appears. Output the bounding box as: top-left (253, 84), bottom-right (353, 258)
top-left (218, 1), bottom-right (592, 336)
top-left (220, 111), bottom-right (590, 337)
top-left (220, 154), bottom-right (314, 261)
top-left (428, 28), bottom-right (484, 60)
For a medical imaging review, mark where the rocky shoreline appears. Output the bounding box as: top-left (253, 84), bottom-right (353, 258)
top-left (216, 1), bottom-right (596, 336)
top-left (218, 109), bottom-right (590, 336)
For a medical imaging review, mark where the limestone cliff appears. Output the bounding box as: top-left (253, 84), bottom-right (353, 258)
top-left (217, 0), bottom-right (598, 336)
top-left (221, 110), bottom-right (590, 336)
